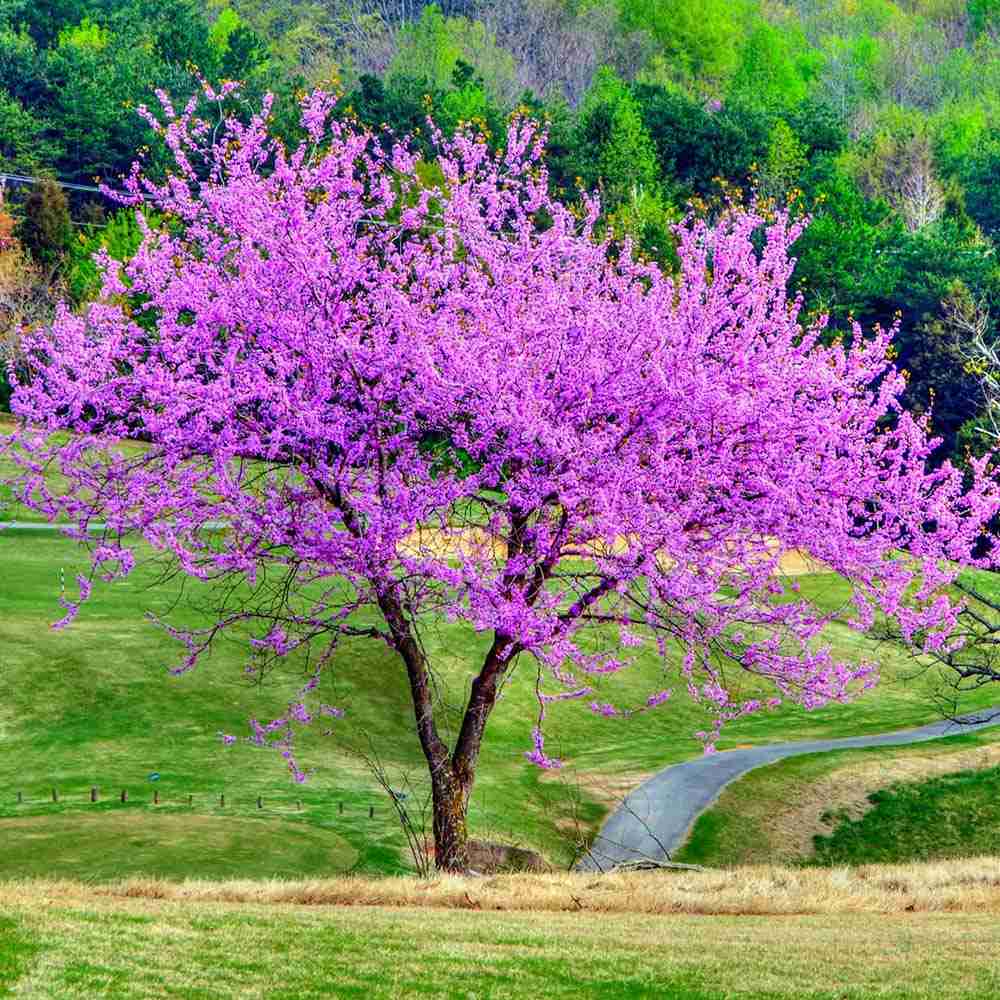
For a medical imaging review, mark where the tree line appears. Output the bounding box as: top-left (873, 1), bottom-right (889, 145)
top-left (2, 0), bottom-right (1000, 462)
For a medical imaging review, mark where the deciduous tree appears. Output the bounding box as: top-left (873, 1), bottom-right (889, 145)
top-left (0, 239), bottom-right (59, 409)
top-left (4, 88), bottom-right (998, 871)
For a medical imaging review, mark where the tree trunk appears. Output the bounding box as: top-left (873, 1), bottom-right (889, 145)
top-left (376, 586), bottom-right (511, 874)
top-left (431, 763), bottom-right (472, 873)
top-left (433, 637), bottom-right (511, 872)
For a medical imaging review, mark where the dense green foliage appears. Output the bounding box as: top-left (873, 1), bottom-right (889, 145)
top-left (2, 0), bottom-right (1000, 462)
top-left (0, 0), bottom-right (277, 184)
top-left (19, 177), bottom-right (70, 265)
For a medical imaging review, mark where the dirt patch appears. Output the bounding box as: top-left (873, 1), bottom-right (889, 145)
top-left (774, 548), bottom-right (829, 576)
top-left (399, 526), bottom-right (506, 560)
top-left (543, 767), bottom-right (660, 809)
top-left (410, 838), bottom-right (551, 873)
top-left (399, 529), bottom-right (825, 576)
top-left (467, 840), bottom-right (551, 873)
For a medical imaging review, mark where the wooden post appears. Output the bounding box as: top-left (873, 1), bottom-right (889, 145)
top-left (188, 794), bottom-right (193, 808)
top-left (90, 787), bottom-right (97, 803)
top-left (16, 791), bottom-right (22, 805)
top-left (153, 790), bottom-right (159, 806)
top-left (51, 788), bottom-right (58, 803)
top-left (219, 793), bottom-right (225, 808)
top-left (256, 795), bottom-right (262, 810)
top-left (296, 800), bottom-right (302, 811)
top-left (338, 801), bottom-right (343, 815)
top-left (121, 789), bottom-right (128, 803)
top-left (369, 804), bottom-right (374, 819)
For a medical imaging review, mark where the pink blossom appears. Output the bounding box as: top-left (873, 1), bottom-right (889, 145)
top-left (2, 88), bottom-right (997, 868)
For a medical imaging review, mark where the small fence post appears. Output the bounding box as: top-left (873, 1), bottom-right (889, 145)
top-left (121, 788), bottom-right (128, 803)
top-left (90, 787), bottom-right (98, 803)
top-left (16, 791), bottom-right (22, 805)
top-left (338, 801), bottom-right (343, 815)
top-left (153, 790), bottom-right (159, 806)
top-left (219, 793), bottom-right (225, 808)
top-left (369, 805), bottom-right (374, 819)
top-left (257, 795), bottom-right (262, 810)
top-left (296, 800), bottom-right (302, 811)
top-left (188, 794), bottom-right (193, 808)
top-left (51, 788), bottom-right (58, 803)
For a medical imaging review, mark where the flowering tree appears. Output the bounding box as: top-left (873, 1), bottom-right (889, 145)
top-left (3, 87), bottom-right (998, 872)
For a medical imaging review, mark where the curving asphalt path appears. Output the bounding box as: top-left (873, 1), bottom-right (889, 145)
top-left (576, 708), bottom-right (1000, 872)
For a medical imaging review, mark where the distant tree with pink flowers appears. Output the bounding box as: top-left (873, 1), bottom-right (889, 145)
top-left (3, 86), bottom-right (998, 871)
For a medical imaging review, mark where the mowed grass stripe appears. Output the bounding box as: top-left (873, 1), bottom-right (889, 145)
top-left (812, 763), bottom-right (1000, 865)
top-left (0, 812), bottom-right (358, 882)
top-left (0, 915), bottom-right (40, 999)
top-left (3, 883), bottom-right (1000, 999)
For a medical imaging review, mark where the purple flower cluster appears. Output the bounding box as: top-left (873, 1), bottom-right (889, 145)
top-left (1, 83), bottom-right (997, 801)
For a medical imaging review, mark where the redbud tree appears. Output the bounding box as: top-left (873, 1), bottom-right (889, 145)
top-left (3, 88), bottom-right (998, 872)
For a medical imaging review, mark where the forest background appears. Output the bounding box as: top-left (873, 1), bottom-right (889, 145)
top-left (2, 0), bottom-right (1000, 466)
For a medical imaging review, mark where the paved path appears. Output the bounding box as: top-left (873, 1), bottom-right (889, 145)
top-left (576, 708), bottom-right (1000, 872)
top-left (0, 522), bottom-right (106, 532)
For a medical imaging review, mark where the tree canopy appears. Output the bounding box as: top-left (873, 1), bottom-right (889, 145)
top-left (4, 2), bottom-right (1000, 465)
top-left (3, 88), bottom-right (997, 870)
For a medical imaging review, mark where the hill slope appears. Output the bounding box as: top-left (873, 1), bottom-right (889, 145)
top-left (1, 527), bottom-right (997, 877)
top-left (676, 729), bottom-right (1000, 867)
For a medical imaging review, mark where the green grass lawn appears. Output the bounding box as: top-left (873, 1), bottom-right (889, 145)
top-left (2, 525), bottom-right (998, 879)
top-left (0, 415), bottom-right (94, 524)
top-left (2, 888), bottom-right (999, 999)
top-left (676, 728), bottom-right (1000, 867)
top-left (812, 762), bottom-right (1000, 865)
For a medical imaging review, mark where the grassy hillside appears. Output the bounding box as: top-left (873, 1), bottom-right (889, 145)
top-left (676, 728), bottom-right (1000, 868)
top-left (2, 522), bottom-right (998, 879)
top-left (812, 763), bottom-right (1000, 865)
top-left (4, 864), bottom-right (1000, 998)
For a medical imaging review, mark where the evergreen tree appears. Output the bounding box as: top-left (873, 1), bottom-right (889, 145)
top-left (19, 177), bottom-right (71, 265)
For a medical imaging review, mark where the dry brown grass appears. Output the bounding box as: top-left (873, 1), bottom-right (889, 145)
top-left (7, 883), bottom-right (1000, 999)
top-left (767, 744), bottom-right (1000, 859)
top-left (6, 856), bottom-right (1000, 916)
top-left (540, 765), bottom-right (661, 809)
top-left (400, 527), bottom-right (824, 576)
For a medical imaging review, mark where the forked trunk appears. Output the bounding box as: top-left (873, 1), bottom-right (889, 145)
top-left (378, 584), bottom-right (507, 874)
top-left (428, 637), bottom-right (511, 872)
top-left (431, 764), bottom-right (473, 873)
